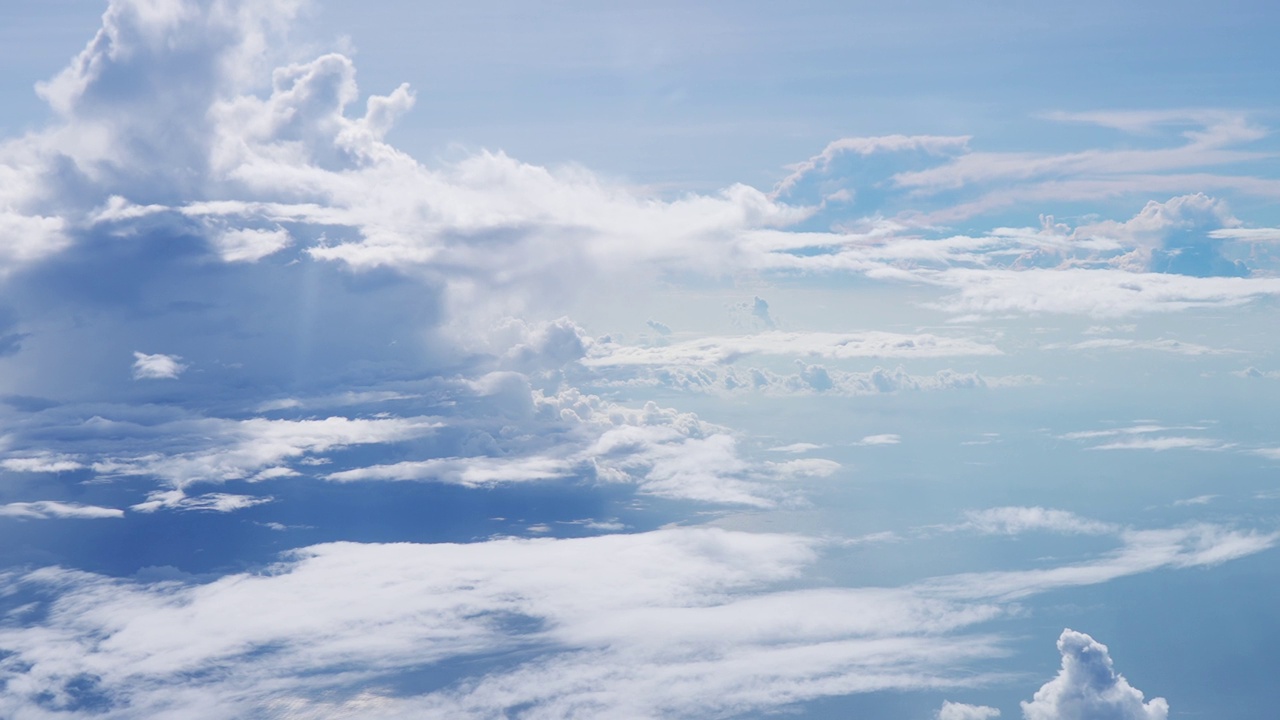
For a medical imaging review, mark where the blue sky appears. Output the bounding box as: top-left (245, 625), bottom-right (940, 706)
top-left (1, 1), bottom-right (1280, 718)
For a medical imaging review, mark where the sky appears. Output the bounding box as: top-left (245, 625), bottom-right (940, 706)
top-left (0, 1), bottom-right (1279, 718)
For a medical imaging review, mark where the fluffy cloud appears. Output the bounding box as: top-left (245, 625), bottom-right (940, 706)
top-left (131, 351), bottom-right (186, 379)
top-left (1021, 629), bottom-right (1168, 720)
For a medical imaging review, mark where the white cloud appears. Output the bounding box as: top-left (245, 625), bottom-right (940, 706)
top-left (767, 442), bottom-right (825, 453)
top-left (925, 268), bottom-right (1280, 317)
top-left (1090, 437), bottom-right (1224, 452)
top-left (857, 433), bottom-right (901, 446)
top-left (131, 490), bottom-right (273, 513)
top-left (326, 455), bottom-right (571, 486)
top-left (1053, 338), bottom-right (1235, 356)
top-left (1059, 424), bottom-right (1201, 441)
top-left (132, 351), bottom-right (187, 380)
top-left (765, 458), bottom-right (842, 479)
top-left (210, 227), bottom-right (293, 262)
top-left (0, 518), bottom-right (1264, 718)
top-left (596, 362), bottom-right (1029, 398)
top-left (774, 133), bottom-right (972, 197)
top-left (1210, 227), bottom-right (1280, 242)
top-left (939, 700), bottom-right (1001, 720)
top-left (0, 453), bottom-right (85, 473)
top-left (919, 524), bottom-right (1277, 602)
top-left (957, 507), bottom-right (1118, 536)
top-left (91, 415), bottom-right (441, 491)
top-left (0, 528), bottom-right (1009, 718)
top-left (584, 331), bottom-right (1002, 367)
top-left (0, 501), bottom-right (124, 520)
top-left (1173, 495), bottom-right (1217, 507)
top-left (1021, 629), bottom-right (1168, 720)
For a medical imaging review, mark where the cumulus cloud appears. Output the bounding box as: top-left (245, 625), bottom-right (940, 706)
top-left (1021, 629), bottom-right (1168, 720)
top-left (131, 351), bottom-right (187, 379)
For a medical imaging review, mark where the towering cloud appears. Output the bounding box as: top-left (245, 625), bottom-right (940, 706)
top-left (1021, 630), bottom-right (1168, 720)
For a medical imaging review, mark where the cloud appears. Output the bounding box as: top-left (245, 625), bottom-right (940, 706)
top-left (1210, 227), bottom-right (1280, 242)
top-left (0, 501), bottom-right (124, 520)
top-left (131, 490), bottom-right (273, 513)
top-left (0, 453), bottom-right (85, 473)
top-left (956, 507), bottom-right (1119, 536)
top-left (1090, 437), bottom-right (1224, 452)
top-left (857, 433), bottom-right (901, 446)
top-left (919, 524), bottom-right (1277, 602)
top-left (774, 133), bottom-right (972, 198)
top-left (0, 517), bottom-right (1264, 718)
top-left (767, 442), bottom-right (825, 453)
top-left (325, 455), bottom-right (572, 486)
top-left (924, 268), bottom-right (1280, 317)
top-left (210, 227), bottom-right (293, 262)
top-left (1021, 629), bottom-right (1168, 720)
top-left (591, 361), bottom-right (1028, 398)
top-left (939, 700), bottom-right (1001, 720)
top-left (88, 414), bottom-right (441, 492)
top-left (645, 319), bottom-right (672, 336)
top-left (1058, 424), bottom-right (1202, 441)
top-left (131, 351), bottom-right (186, 379)
top-left (1051, 338), bottom-right (1235, 355)
top-left (585, 331), bottom-right (1001, 367)
top-left (0, 528), bottom-right (1010, 718)
top-left (1173, 495), bottom-right (1216, 507)
top-left (0, 4), bottom-right (1273, 717)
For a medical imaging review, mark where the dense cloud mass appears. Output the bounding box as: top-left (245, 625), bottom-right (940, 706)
top-left (1021, 630), bottom-right (1169, 720)
top-left (0, 0), bottom-right (1278, 718)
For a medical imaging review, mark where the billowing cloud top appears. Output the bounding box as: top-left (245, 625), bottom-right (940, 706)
top-left (1022, 629), bottom-right (1169, 720)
